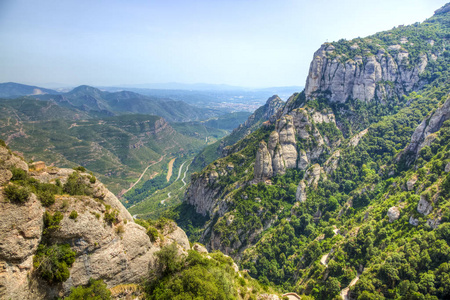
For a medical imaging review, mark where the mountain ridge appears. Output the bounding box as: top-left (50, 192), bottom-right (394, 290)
top-left (176, 5), bottom-right (450, 299)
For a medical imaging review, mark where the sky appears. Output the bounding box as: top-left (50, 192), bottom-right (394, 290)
top-left (0, 0), bottom-right (448, 88)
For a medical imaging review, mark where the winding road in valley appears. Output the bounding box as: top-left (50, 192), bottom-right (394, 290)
top-left (176, 160), bottom-right (187, 181)
top-left (181, 160), bottom-right (192, 188)
top-left (121, 155), bottom-right (165, 197)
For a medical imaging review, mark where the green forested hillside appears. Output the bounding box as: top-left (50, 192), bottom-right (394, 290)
top-left (171, 5), bottom-right (450, 300)
top-left (0, 112), bottom-right (227, 194)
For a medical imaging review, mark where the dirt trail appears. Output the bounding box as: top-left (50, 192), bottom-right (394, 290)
top-left (282, 293), bottom-right (301, 300)
top-left (166, 158), bottom-right (176, 182)
top-left (320, 253), bottom-right (330, 266)
top-left (161, 192), bottom-right (171, 204)
top-left (340, 272), bottom-right (361, 300)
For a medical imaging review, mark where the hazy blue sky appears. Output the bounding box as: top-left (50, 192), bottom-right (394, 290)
top-left (0, 0), bottom-right (448, 88)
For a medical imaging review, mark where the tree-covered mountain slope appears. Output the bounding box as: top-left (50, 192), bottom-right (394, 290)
top-left (177, 3), bottom-right (450, 299)
top-left (0, 112), bottom-right (227, 194)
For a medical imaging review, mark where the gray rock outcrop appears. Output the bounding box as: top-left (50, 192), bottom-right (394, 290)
top-left (254, 141), bottom-right (273, 180)
top-left (305, 164), bottom-right (325, 187)
top-left (305, 43), bottom-right (427, 103)
top-left (406, 96), bottom-right (450, 156)
top-left (253, 107), bottom-right (338, 181)
top-left (387, 206), bottom-right (401, 223)
top-left (296, 180), bottom-right (307, 202)
top-left (185, 169), bottom-right (226, 217)
top-left (406, 175), bottom-right (418, 191)
top-left (409, 216), bottom-right (419, 226)
top-left (417, 194), bottom-right (433, 215)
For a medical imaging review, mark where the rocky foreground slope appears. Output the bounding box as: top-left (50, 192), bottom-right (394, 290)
top-left (0, 143), bottom-right (190, 299)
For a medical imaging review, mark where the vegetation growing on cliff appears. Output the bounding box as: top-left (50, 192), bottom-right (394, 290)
top-left (171, 7), bottom-right (450, 300)
top-left (146, 244), bottom-right (278, 300)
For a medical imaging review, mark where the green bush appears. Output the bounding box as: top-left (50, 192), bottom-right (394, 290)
top-left (63, 172), bottom-right (92, 196)
top-left (37, 190), bottom-right (55, 207)
top-left (147, 226), bottom-right (160, 242)
top-left (69, 210), bottom-right (78, 220)
top-left (65, 278), bottom-right (111, 300)
top-left (33, 243), bottom-right (76, 283)
top-left (104, 209), bottom-right (119, 225)
top-left (55, 178), bottom-right (62, 187)
top-left (3, 184), bottom-right (31, 203)
top-left (0, 139), bottom-right (7, 148)
top-left (10, 167), bottom-right (28, 181)
top-left (148, 248), bottom-right (239, 300)
top-left (155, 243), bottom-right (182, 275)
top-left (73, 166), bottom-right (86, 172)
top-left (43, 211), bottom-right (64, 234)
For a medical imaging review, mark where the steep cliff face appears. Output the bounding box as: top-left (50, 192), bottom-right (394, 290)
top-left (405, 95), bottom-right (450, 157)
top-left (0, 145), bottom-right (190, 300)
top-left (254, 106), bottom-right (339, 181)
top-left (304, 42), bottom-right (428, 103)
top-left (185, 169), bottom-right (225, 217)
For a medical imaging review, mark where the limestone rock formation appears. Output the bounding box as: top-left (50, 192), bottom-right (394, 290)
top-left (305, 164), bottom-right (325, 187)
top-left (409, 216), bottom-right (419, 226)
top-left (417, 195), bottom-right (433, 215)
top-left (254, 141), bottom-right (273, 180)
top-left (349, 129), bottom-right (368, 147)
top-left (276, 115), bottom-right (298, 170)
top-left (185, 171), bottom-right (224, 216)
top-left (225, 95), bottom-right (284, 156)
top-left (406, 175), bottom-right (418, 191)
top-left (406, 96), bottom-right (450, 156)
top-left (253, 106), bottom-right (338, 181)
top-left (0, 146), bottom-right (28, 185)
top-left (296, 180), bottom-right (307, 202)
top-left (298, 149), bottom-right (309, 170)
top-left (304, 42), bottom-right (427, 103)
top-left (387, 206), bottom-right (401, 223)
top-left (324, 150), bottom-right (341, 174)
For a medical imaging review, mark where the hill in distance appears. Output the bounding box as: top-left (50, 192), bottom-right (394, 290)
top-left (0, 82), bottom-right (59, 98)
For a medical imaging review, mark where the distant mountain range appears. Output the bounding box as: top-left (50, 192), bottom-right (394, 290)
top-left (0, 82), bottom-right (249, 194)
top-left (0, 83), bottom-right (223, 122)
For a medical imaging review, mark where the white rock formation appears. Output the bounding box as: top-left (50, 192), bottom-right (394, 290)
top-left (417, 195), bottom-right (433, 215)
top-left (304, 43), bottom-right (427, 103)
top-left (387, 206), bottom-right (401, 223)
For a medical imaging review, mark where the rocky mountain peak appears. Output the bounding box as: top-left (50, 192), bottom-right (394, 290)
top-left (304, 41), bottom-right (428, 103)
top-left (435, 2), bottom-right (450, 15)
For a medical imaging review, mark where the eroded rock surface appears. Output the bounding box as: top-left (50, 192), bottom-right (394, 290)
top-left (406, 96), bottom-right (450, 156)
top-left (0, 148), bottom-right (190, 299)
top-left (387, 206), bottom-right (401, 223)
top-left (305, 43), bottom-right (427, 103)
